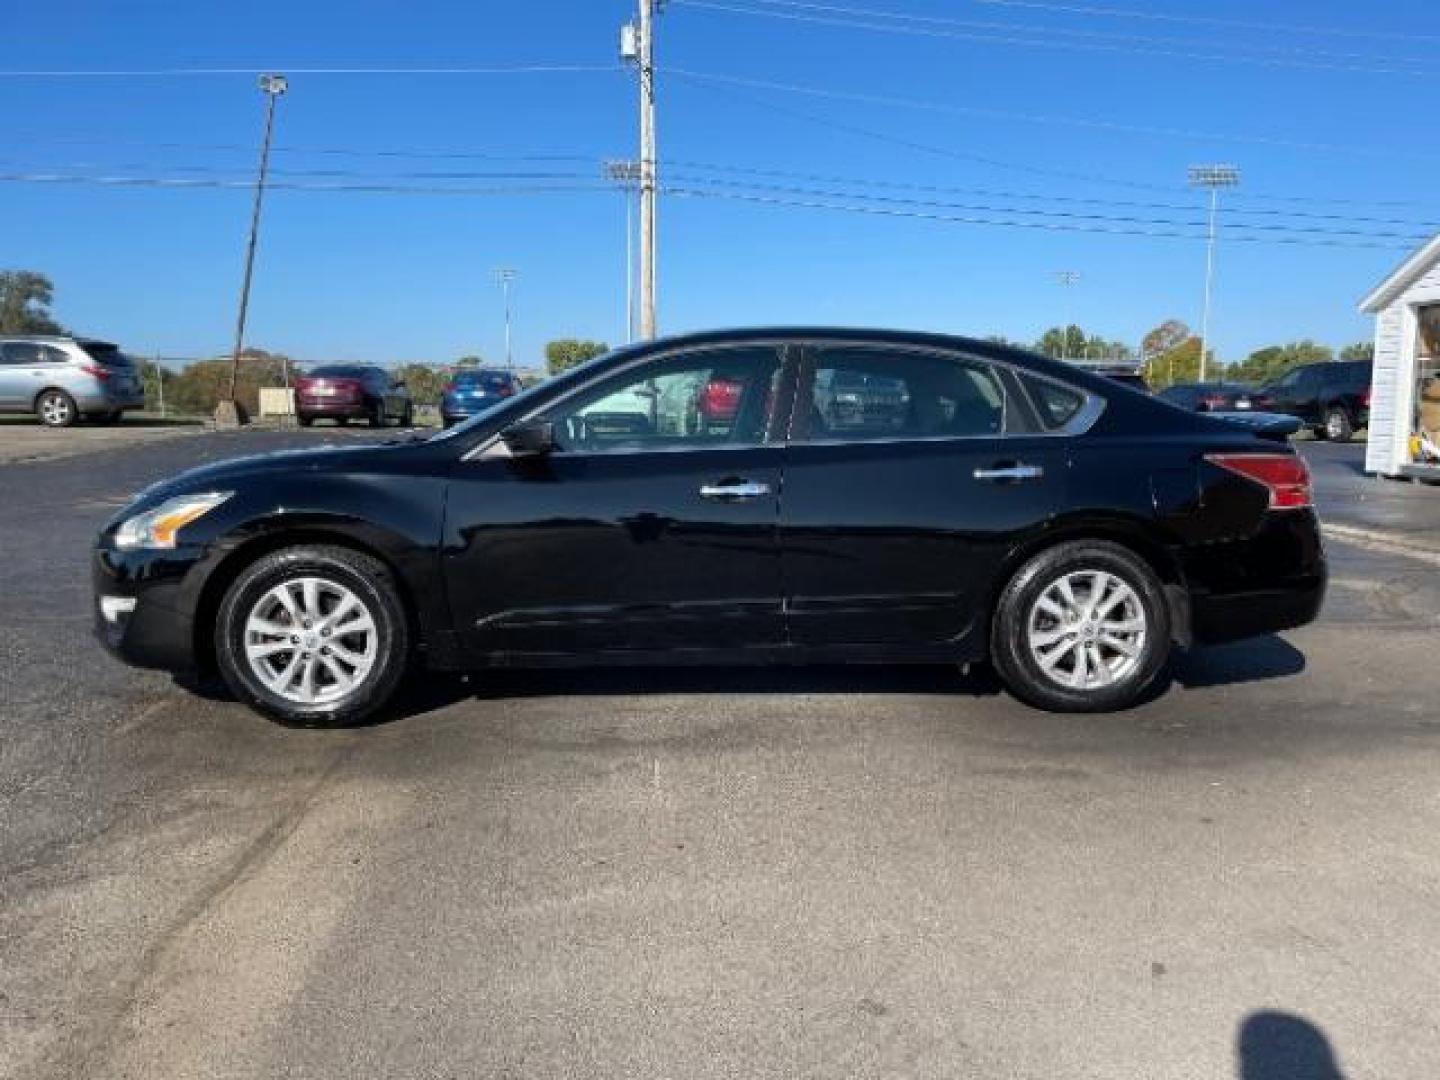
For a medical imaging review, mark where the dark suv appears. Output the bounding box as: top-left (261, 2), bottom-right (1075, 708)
top-left (1262, 361), bottom-right (1371, 442)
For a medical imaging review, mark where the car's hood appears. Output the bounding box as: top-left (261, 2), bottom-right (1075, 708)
top-left (118, 441), bottom-right (396, 518)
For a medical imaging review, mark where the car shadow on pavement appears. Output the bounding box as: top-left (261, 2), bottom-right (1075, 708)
top-left (393, 662), bottom-right (1004, 719)
top-left (1169, 634), bottom-right (1306, 691)
top-left (1238, 1010), bottom-right (1346, 1079)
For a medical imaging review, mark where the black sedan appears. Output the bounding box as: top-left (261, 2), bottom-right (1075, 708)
top-left (94, 328), bottom-right (1325, 724)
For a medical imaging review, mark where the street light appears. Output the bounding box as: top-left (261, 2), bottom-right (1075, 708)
top-left (218, 72), bottom-right (288, 428)
top-left (492, 267), bottom-right (518, 371)
top-left (1054, 270), bottom-right (1080, 360)
top-left (603, 159), bottom-right (641, 344)
top-left (1188, 164), bottom-right (1240, 385)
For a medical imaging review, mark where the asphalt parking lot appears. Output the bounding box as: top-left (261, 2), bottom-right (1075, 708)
top-left (3, 431), bottom-right (1439, 1079)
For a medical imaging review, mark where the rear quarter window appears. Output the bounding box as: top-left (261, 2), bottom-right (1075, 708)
top-left (79, 343), bottom-right (132, 368)
top-left (1022, 374), bottom-right (1086, 429)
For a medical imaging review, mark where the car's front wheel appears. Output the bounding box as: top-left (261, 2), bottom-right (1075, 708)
top-left (990, 540), bottom-right (1171, 712)
top-left (215, 545), bottom-right (410, 726)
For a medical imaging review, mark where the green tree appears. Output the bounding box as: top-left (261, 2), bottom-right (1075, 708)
top-left (1340, 341), bottom-right (1374, 362)
top-left (393, 362), bottom-right (448, 408)
top-left (166, 349), bottom-right (289, 416)
top-left (0, 270), bottom-right (63, 334)
top-left (1035, 325), bottom-right (1089, 359)
top-left (1142, 319), bottom-right (1189, 361)
top-left (1144, 336), bottom-right (1210, 389)
top-left (545, 338), bottom-right (609, 375)
top-left (454, 355), bottom-right (484, 369)
top-left (1231, 340), bottom-right (1334, 385)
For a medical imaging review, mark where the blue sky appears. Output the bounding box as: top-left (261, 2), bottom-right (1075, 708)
top-left (4, 0), bottom-right (1433, 367)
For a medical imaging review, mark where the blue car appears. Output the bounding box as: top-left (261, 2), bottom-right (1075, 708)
top-left (441, 369), bottom-right (521, 427)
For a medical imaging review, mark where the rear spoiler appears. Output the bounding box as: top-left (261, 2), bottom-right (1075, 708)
top-left (1210, 411), bottom-right (1302, 443)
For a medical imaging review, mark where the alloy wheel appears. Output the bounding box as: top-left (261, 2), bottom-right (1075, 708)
top-left (39, 393), bottom-right (73, 426)
top-left (242, 576), bottom-right (378, 705)
top-left (1026, 570), bottom-right (1147, 691)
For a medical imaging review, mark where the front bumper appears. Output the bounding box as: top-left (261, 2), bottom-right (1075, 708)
top-left (92, 545), bottom-right (205, 671)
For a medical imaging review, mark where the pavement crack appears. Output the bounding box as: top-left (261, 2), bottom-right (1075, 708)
top-left (25, 742), bottom-right (359, 1080)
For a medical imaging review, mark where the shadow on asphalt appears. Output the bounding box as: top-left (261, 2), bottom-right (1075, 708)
top-left (174, 635), bottom-right (1306, 727)
top-left (1239, 1010), bottom-right (1346, 1079)
top-left (1170, 635), bottom-right (1306, 690)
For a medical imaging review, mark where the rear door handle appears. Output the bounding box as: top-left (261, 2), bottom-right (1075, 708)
top-left (699, 479), bottom-right (772, 501)
top-left (973, 463), bottom-right (1044, 483)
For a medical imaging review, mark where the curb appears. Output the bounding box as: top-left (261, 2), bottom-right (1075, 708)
top-left (1322, 521), bottom-right (1440, 566)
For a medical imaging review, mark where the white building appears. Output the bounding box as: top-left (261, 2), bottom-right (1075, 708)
top-left (1359, 234), bottom-right (1440, 478)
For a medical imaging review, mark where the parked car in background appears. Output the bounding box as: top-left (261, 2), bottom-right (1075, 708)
top-left (440, 368), bottom-right (522, 427)
top-left (813, 367), bottom-right (910, 431)
top-left (294, 365), bottom-right (413, 428)
top-left (95, 328), bottom-right (1325, 726)
top-left (1159, 382), bottom-right (1266, 413)
top-left (1261, 360), bottom-right (1371, 441)
top-left (0, 336), bottom-right (146, 427)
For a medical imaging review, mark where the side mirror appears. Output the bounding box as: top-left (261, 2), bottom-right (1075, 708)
top-left (500, 420), bottom-right (554, 458)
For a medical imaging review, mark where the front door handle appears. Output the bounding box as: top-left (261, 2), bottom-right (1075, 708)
top-left (973, 463), bottom-right (1044, 483)
top-left (699, 479), bottom-right (772, 501)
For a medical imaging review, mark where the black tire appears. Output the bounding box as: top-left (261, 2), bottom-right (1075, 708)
top-left (35, 389), bottom-right (78, 428)
top-left (214, 545), bottom-right (411, 726)
top-left (297, 414), bottom-right (314, 428)
top-left (1324, 407), bottom-right (1354, 443)
top-left (989, 540), bottom-right (1171, 713)
top-left (401, 403), bottom-right (414, 427)
top-left (369, 402), bottom-right (385, 428)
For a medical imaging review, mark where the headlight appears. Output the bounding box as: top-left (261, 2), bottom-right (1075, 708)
top-left (114, 491), bottom-right (232, 550)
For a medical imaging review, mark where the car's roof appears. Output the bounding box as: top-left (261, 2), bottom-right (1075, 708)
top-left (0, 334), bottom-right (116, 347)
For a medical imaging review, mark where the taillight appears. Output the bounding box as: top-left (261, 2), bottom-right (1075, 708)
top-left (1206, 453), bottom-right (1312, 510)
top-left (498, 385), bottom-right (515, 397)
top-left (443, 382), bottom-right (457, 394)
top-left (1199, 394), bottom-right (1227, 410)
top-left (80, 363), bottom-right (112, 381)
top-left (1361, 388), bottom-right (1371, 408)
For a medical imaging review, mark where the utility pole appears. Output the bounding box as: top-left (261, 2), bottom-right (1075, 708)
top-left (493, 267), bottom-right (517, 370)
top-left (1188, 164), bottom-right (1240, 385)
top-left (218, 73), bottom-right (287, 428)
top-left (604, 159), bottom-right (641, 343)
top-left (1053, 270), bottom-right (1080, 361)
top-left (622, 0), bottom-right (661, 339)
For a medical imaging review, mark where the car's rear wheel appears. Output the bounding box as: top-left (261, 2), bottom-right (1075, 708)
top-left (215, 545), bottom-right (410, 726)
top-left (36, 389), bottom-right (78, 428)
top-left (1325, 407), bottom-right (1354, 442)
top-left (401, 403), bottom-right (414, 427)
top-left (990, 540), bottom-right (1171, 713)
top-left (297, 414), bottom-right (314, 427)
top-left (369, 403), bottom-right (385, 428)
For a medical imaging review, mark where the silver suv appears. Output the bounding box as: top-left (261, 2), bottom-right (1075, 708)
top-left (0, 336), bottom-right (147, 427)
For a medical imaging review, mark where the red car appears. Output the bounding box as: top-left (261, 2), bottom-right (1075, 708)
top-left (295, 365), bottom-right (413, 428)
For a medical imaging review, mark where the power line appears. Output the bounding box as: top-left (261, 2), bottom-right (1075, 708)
top-left (0, 168), bottom-right (1421, 248)
top-left (665, 186), bottom-right (1422, 250)
top-left (724, 0), bottom-right (1418, 66)
top-left (0, 63), bottom-right (622, 78)
top-left (665, 66), bottom-right (1438, 164)
top-left (965, 0), bottom-right (1440, 44)
top-left (669, 0), bottom-right (1427, 75)
top-left (669, 68), bottom-right (1439, 211)
top-left (665, 173), bottom-right (1433, 242)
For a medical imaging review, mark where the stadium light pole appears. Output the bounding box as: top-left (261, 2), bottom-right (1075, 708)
top-left (1189, 164), bottom-right (1240, 385)
top-left (219, 73), bottom-right (287, 427)
top-left (493, 267), bottom-right (517, 371)
top-left (604, 159), bottom-right (641, 343)
top-left (1054, 270), bottom-right (1080, 360)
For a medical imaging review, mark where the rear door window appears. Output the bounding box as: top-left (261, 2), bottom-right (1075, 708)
top-left (1, 343), bottom-right (47, 365)
top-left (801, 346), bottom-right (1006, 442)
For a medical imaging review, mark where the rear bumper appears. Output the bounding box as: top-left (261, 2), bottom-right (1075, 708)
top-left (1180, 509), bottom-right (1327, 645)
top-left (297, 399), bottom-right (368, 419)
top-left (74, 387), bottom-right (146, 411)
